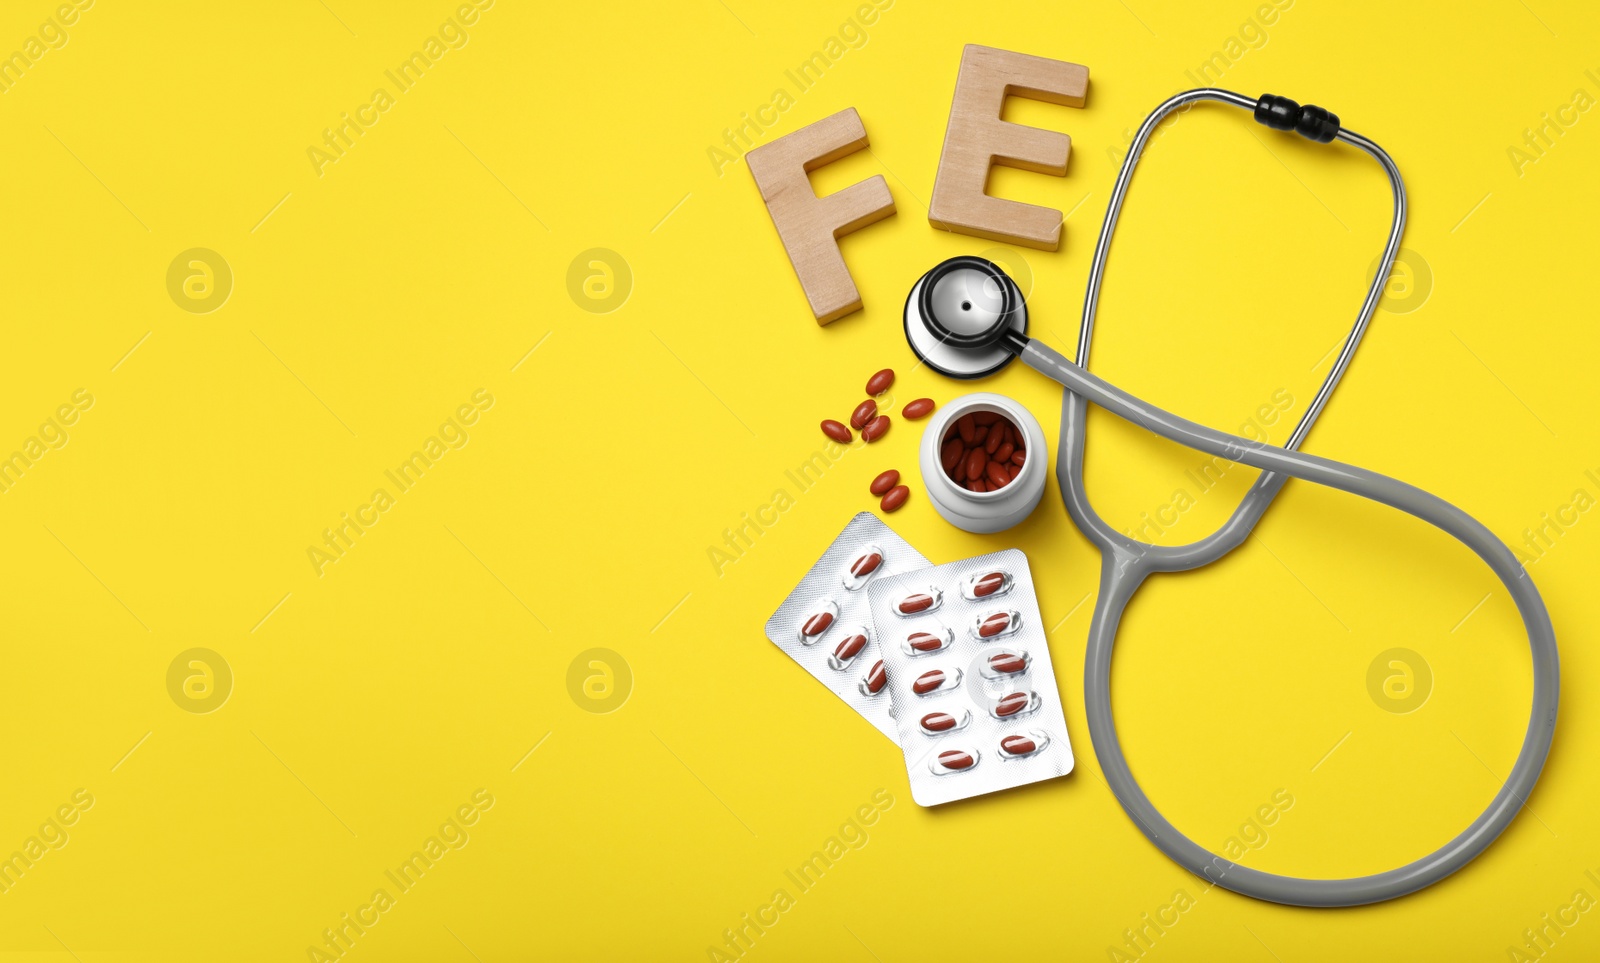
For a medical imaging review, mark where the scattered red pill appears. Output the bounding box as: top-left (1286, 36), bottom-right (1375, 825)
top-left (870, 470), bottom-right (900, 496)
top-left (865, 368), bottom-right (895, 396)
top-left (903, 398), bottom-right (935, 420)
top-left (861, 415), bottom-right (890, 443)
top-left (850, 399), bottom-right (877, 430)
top-left (821, 420), bottom-right (852, 443)
top-left (880, 484), bottom-right (910, 513)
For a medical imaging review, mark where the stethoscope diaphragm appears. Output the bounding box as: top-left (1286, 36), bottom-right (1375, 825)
top-left (903, 256), bottom-right (1027, 380)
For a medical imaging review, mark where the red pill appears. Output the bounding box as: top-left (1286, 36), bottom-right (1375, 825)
top-left (898, 593), bottom-right (935, 614)
top-left (995, 692), bottom-right (1030, 717)
top-left (937, 750), bottom-right (976, 771)
top-left (912, 670), bottom-right (949, 695)
top-left (869, 470), bottom-right (900, 496)
top-left (907, 631), bottom-right (945, 652)
top-left (1007, 463), bottom-right (1021, 482)
top-left (973, 573), bottom-right (1006, 597)
top-left (862, 660), bottom-right (886, 695)
top-left (1000, 735), bottom-right (1037, 756)
top-left (862, 415), bottom-right (890, 443)
top-left (921, 712), bottom-right (959, 732)
top-left (1011, 448), bottom-right (1026, 466)
top-left (850, 551), bottom-right (882, 580)
top-left (985, 429), bottom-right (1003, 455)
top-left (973, 412), bottom-right (998, 427)
top-left (833, 633), bottom-right (866, 662)
top-left (994, 441), bottom-right (1013, 463)
top-left (865, 368), bottom-right (895, 396)
top-left (986, 461), bottom-right (1010, 488)
top-left (965, 449), bottom-right (988, 481)
top-left (802, 611), bottom-right (833, 637)
top-left (850, 399), bottom-right (877, 430)
top-left (971, 425), bottom-right (989, 446)
top-left (821, 420), bottom-right (852, 443)
top-left (903, 398), bottom-right (936, 420)
top-left (941, 438), bottom-right (963, 472)
top-left (957, 414), bottom-right (976, 444)
top-left (880, 485), bottom-right (910, 513)
top-left (979, 612), bottom-right (1012, 638)
top-left (986, 651), bottom-right (1027, 675)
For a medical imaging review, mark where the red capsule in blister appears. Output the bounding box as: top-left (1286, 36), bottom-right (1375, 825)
top-left (859, 660), bottom-right (887, 696)
top-left (828, 631), bottom-right (867, 669)
top-left (974, 609), bottom-right (1021, 640)
top-left (982, 650), bottom-right (1030, 677)
top-left (798, 601), bottom-right (838, 644)
top-left (843, 546), bottom-right (884, 591)
top-left (896, 587), bottom-right (942, 616)
top-left (904, 629), bottom-right (951, 655)
top-left (1000, 734), bottom-right (1036, 755)
top-left (920, 711), bottom-right (961, 733)
top-left (992, 691), bottom-right (1040, 720)
top-left (931, 748), bottom-right (978, 773)
top-left (963, 570), bottom-right (1013, 600)
top-left (1000, 731), bottom-right (1050, 759)
top-left (912, 668), bottom-right (960, 695)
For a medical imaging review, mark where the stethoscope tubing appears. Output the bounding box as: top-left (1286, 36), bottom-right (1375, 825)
top-left (1047, 89), bottom-right (1557, 906)
top-left (1029, 339), bottom-right (1558, 906)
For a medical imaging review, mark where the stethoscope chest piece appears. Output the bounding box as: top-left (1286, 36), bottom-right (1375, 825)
top-left (904, 256), bottom-right (1027, 379)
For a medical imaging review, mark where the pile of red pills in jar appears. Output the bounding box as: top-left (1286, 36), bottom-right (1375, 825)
top-left (940, 411), bottom-right (1026, 493)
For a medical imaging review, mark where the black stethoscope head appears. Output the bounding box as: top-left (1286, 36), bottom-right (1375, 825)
top-left (903, 256), bottom-right (1030, 379)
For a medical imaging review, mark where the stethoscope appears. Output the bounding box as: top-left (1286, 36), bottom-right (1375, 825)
top-left (904, 89), bottom-right (1559, 907)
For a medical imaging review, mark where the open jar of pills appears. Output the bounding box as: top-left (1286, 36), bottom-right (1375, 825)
top-left (918, 392), bottom-right (1047, 534)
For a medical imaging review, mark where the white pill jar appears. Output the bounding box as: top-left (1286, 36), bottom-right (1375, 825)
top-left (919, 392), bottom-right (1047, 534)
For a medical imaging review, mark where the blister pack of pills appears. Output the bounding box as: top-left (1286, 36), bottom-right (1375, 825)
top-left (764, 512), bottom-right (932, 742)
top-left (868, 548), bottom-right (1074, 806)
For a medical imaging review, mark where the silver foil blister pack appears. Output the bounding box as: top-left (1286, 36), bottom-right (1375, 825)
top-left (764, 512), bottom-right (931, 742)
top-left (868, 548), bottom-right (1074, 806)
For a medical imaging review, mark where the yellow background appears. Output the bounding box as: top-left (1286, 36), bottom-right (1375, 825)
top-left (0, 0), bottom-right (1595, 959)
